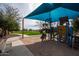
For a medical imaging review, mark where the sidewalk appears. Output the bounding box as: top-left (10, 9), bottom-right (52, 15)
top-left (4, 36), bottom-right (33, 56)
top-left (16, 34), bottom-right (30, 38)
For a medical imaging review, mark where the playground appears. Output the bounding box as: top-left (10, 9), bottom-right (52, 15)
top-left (21, 3), bottom-right (79, 56)
top-left (0, 3), bottom-right (79, 56)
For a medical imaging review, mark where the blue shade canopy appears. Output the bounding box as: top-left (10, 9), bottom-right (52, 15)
top-left (25, 3), bottom-right (79, 18)
top-left (26, 3), bottom-right (61, 18)
top-left (51, 7), bottom-right (79, 22)
top-left (25, 7), bottom-right (79, 22)
top-left (60, 3), bottom-right (79, 12)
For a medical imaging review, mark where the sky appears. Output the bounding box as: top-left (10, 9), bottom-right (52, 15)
top-left (9, 3), bottom-right (42, 30)
top-left (0, 3), bottom-right (73, 30)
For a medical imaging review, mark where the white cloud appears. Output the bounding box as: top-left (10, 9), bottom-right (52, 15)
top-left (9, 3), bottom-right (42, 30)
top-left (20, 19), bottom-right (39, 30)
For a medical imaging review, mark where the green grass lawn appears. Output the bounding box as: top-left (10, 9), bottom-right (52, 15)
top-left (14, 31), bottom-right (41, 35)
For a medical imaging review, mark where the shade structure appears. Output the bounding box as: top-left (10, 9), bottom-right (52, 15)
top-left (25, 3), bottom-right (79, 19)
top-left (60, 3), bottom-right (79, 12)
top-left (26, 3), bottom-right (60, 18)
top-left (51, 7), bottom-right (79, 22)
top-left (25, 7), bottom-right (79, 22)
top-left (24, 3), bottom-right (79, 40)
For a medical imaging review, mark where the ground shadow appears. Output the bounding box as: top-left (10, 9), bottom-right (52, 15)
top-left (0, 45), bottom-right (33, 56)
top-left (1, 40), bottom-right (79, 56)
top-left (25, 40), bottom-right (79, 56)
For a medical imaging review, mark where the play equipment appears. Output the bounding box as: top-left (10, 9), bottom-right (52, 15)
top-left (40, 22), bottom-right (53, 40)
top-left (66, 19), bottom-right (73, 47)
top-left (73, 35), bottom-right (79, 49)
top-left (57, 16), bottom-right (73, 47)
top-left (57, 16), bottom-right (68, 43)
top-left (58, 26), bottom-right (66, 42)
top-left (40, 16), bottom-right (74, 48)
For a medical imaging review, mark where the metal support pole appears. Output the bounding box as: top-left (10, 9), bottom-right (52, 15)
top-left (49, 21), bottom-right (52, 40)
top-left (22, 18), bottom-right (24, 39)
top-left (66, 21), bottom-right (70, 46)
top-left (49, 12), bottom-right (52, 40)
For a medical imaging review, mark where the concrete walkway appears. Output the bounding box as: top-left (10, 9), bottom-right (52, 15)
top-left (16, 34), bottom-right (30, 38)
top-left (3, 35), bottom-right (33, 56)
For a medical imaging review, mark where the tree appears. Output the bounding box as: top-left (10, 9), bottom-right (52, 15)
top-left (73, 17), bottom-right (79, 32)
top-left (0, 4), bottom-right (20, 36)
top-left (36, 21), bottom-right (49, 29)
top-left (5, 5), bottom-right (20, 31)
top-left (29, 29), bottom-right (32, 31)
